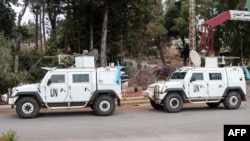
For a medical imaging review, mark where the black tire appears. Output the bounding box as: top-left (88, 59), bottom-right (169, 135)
top-left (163, 93), bottom-right (183, 113)
top-left (93, 95), bottom-right (115, 116)
top-left (90, 105), bottom-right (94, 110)
top-left (150, 100), bottom-right (163, 109)
top-left (223, 91), bottom-right (241, 109)
top-left (16, 97), bottom-right (40, 119)
top-left (206, 102), bottom-right (221, 108)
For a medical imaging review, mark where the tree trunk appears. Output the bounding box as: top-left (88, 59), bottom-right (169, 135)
top-left (35, 8), bottom-right (39, 50)
top-left (14, 35), bottom-right (21, 73)
top-left (42, 2), bottom-right (46, 51)
top-left (40, 8), bottom-right (43, 51)
top-left (100, 3), bottom-right (109, 67)
top-left (64, 35), bottom-right (68, 53)
top-left (47, 0), bottom-right (59, 49)
top-left (90, 21), bottom-right (93, 50)
top-left (155, 36), bottom-right (167, 66)
top-left (181, 37), bottom-right (189, 66)
top-left (14, 0), bottom-right (29, 73)
top-left (77, 26), bottom-right (80, 53)
top-left (48, 9), bottom-right (57, 32)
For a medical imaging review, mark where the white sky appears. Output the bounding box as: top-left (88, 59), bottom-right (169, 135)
top-left (13, 0), bottom-right (166, 24)
top-left (12, 2), bottom-right (34, 24)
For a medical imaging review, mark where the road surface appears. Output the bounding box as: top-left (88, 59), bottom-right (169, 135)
top-left (0, 99), bottom-right (249, 141)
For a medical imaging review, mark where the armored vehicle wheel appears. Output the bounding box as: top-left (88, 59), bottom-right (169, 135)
top-left (90, 105), bottom-right (94, 110)
top-left (163, 93), bottom-right (183, 113)
top-left (223, 91), bottom-right (241, 109)
top-left (16, 97), bottom-right (40, 119)
top-left (206, 102), bottom-right (221, 108)
top-left (150, 100), bottom-right (163, 109)
top-left (93, 95), bottom-right (115, 116)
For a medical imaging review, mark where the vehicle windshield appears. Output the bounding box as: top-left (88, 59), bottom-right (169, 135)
top-left (170, 72), bottom-right (187, 80)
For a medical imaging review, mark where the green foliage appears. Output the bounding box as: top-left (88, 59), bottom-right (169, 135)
top-left (0, 130), bottom-right (18, 141)
top-left (13, 25), bottom-right (34, 42)
top-left (0, 35), bottom-right (17, 93)
top-left (0, 1), bottom-right (16, 37)
top-left (163, 0), bottom-right (189, 65)
top-left (1, 73), bottom-right (23, 93)
top-left (19, 49), bottom-right (56, 83)
top-left (50, 0), bottom-right (165, 61)
top-left (0, 35), bottom-right (12, 76)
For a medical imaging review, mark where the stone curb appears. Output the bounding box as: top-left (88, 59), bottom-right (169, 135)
top-left (121, 96), bottom-right (149, 106)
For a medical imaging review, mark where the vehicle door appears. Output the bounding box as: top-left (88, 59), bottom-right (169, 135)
top-left (45, 73), bottom-right (70, 103)
top-left (189, 72), bottom-right (208, 98)
top-left (68, 72), bottom-right (92, 101)
top-left (207, 71), bottom-right (226, 97)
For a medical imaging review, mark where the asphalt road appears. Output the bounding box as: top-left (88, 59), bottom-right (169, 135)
top-left (0, 98), bottom-right (249, 141)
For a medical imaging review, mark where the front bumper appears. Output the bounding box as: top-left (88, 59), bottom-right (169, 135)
top-left (8, 97), bottom-right (18, 105)
top-left (142, 90), bottom-right (152, 99)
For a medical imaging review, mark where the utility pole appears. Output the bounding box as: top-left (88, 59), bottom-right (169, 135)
top-left (189, 0), bottom-right (196, 51)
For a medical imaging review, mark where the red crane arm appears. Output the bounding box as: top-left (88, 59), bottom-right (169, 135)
top-left (199, 10), bottom-right (250, 55)
top-left (205, 10), bottom-right (231, 28)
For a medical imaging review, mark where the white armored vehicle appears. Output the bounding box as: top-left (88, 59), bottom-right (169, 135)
top-left (143, 50), bottom-right (247, 112)
top-left (8, 56), bottom-right (122, 118)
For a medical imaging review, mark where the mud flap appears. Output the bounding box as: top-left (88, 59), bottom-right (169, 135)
top-left (117, 98), bottom-right (121, 106)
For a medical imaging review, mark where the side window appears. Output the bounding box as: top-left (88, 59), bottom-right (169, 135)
top-left (209, 73), bottom-right (222, 80)
top-left (170, 72), bottom-right (187, 79)
top-left (73, 74), bottom-right (89, 83)
top-left (50, 74), bottom-right (65, 83)
top-left (191, 73), bottom-right (204, 80)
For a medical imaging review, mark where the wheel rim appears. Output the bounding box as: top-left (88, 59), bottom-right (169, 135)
top-left (170, 98), bottom-right (179, 108)
top-left (99, 101), bottom-right (111, 112)
top-left (229, 96), bottom-right (238, 106)
top-left (22, 102), bottom-right (34, 114)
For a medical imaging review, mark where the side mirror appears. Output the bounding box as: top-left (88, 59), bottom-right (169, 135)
top-left (190, 77), bottom-right (196, 83)
top-left (47, 79), bottom-right (52, 86)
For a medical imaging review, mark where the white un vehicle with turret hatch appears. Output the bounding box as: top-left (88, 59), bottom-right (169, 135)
top-left (8, 56), bottom-right (122, 119)
top-left (142, 50), bottom-right (247, 112)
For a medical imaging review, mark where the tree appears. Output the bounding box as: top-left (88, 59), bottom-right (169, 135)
top-left (30, 0), bottom-right (41, 50)
top-left (45, 0), bottom-right (65, 52)
top-left (52, 0), bottom-right (164, 67)
top-left (164, 0), bottom-right (190, 66)
top-left (41, 0), bottom-right (46, 50)
top-left (46, 0), bottom-right (62, 32)
top-left (145, 1), bottom-right (167, 66)
top-left (14, 0), bottom-right (29, 73)
top-left (0, 35), bottom-right (12, 78)
top-left (100, 1), bottom-right (109, 66)
top-left (0, 35), bottom-right (15, 93)
top-left (0, 0), bottom-right (16, 37)
top-left (106, 0), bottom-right (165, 62)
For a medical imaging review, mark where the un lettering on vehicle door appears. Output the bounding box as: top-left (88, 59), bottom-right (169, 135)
top-left (45, 73), bottom-right (70, 102)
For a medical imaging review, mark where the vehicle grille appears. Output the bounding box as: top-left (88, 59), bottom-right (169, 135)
top-left (153, 85), bottom-right (160, 100)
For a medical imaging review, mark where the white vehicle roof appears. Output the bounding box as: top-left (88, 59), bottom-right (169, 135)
top-left (175, 66), bottom-right (242, 72)
top-left (42, 66), bottom-right (119, 73)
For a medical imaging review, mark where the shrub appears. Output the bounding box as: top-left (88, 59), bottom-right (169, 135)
top-left (0, 130), bottom-right (19, 141)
